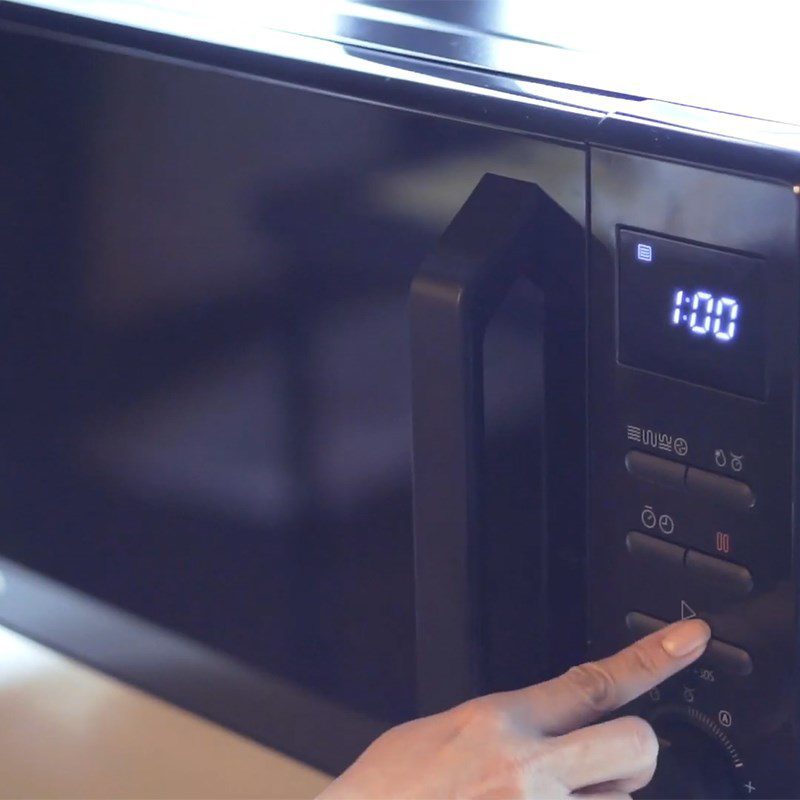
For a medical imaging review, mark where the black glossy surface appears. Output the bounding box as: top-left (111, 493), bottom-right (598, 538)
top-left (686, 467), bottom-right (756, 511)
top-left (590, 149), bottom-right (800, 796)
top-left (0, 21), bottom-right (585, 773)
top-left (9, 1), bottom-right (800, 130)
top-left (625, 531), bottom-right (686, 571)
top-left (411, 176), bottom-right (551, 715)
top-left (704, 639), bottom-right (754, 678)
top-left (0, 1), bottom-right (799, 794)
top-left (410, 175), bottom-right (585, 714)
top-left (2, 2), bottom-right (800, 184)
top-left (625, 450), bottom-right (687, 489)
top-left (684, 550), bottom-right (753, 599)
top-left (1, 26), bottom-right (416, 730)
top-left (618, 230), bottom-right (767, 400)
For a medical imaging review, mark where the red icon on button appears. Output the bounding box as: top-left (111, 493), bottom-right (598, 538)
top-left (716, 531), bottom-right (732, 555)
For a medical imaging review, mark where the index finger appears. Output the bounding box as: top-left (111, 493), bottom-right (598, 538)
top-left (504, 618), bottom-right (711, 735)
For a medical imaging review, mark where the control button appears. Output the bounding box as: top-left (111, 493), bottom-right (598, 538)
top-left (685, 550), bottom-right (753, 598)
top-left (625, 612), bottom-right (747, 655)
top-left (685, 467), bottom-right (755, 511)
top-left (626, 532), bottom-right (686, 570)
top-left (626, 611), bottom-right (667, 639)
top-left (704, 639), bottom-right (754, 677)
top-left (625, 451), bottom-right (687, 489)
top-left (626, 612), bottom-right (754, 677)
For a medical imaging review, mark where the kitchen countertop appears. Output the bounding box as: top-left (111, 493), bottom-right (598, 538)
top-left (0, 626), bottom-right (331, 799)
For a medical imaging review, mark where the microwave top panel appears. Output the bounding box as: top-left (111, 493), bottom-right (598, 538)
top-left (5, 1), bottom-right (800, 126)
top-left (3, 0), bottom-right (800, 177)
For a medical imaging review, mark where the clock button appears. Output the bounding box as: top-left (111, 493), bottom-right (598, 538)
top-left (626, 531), bottom-right (686, 570)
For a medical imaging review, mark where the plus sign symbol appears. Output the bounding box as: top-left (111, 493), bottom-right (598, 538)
top-left (744, 781), bottom-right (756, 794)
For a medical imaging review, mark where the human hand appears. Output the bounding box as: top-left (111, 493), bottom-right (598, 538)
top-left (318, 619), bottom-right (711, 799)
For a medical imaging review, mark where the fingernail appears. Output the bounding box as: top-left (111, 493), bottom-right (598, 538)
top-left (661, 619), bottom-right (711, 657)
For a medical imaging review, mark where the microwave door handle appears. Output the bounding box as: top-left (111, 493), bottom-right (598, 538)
top-left (410, 173), bottom-right (585, 716)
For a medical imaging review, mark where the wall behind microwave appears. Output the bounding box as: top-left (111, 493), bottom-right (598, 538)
top-left (0, 29), bottom-right (585, 728)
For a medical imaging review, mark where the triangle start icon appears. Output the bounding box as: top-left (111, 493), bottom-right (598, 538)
top-left (681, 600), bottom-right (697, 620)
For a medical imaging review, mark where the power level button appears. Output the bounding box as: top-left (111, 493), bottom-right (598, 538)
top-left (625, 451), bottom-right (687, 489)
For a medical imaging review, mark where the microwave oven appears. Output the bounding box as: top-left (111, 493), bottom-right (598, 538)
top-left (0, 3), bottom-right (798, 797)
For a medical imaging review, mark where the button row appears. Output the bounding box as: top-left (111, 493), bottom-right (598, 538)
top-left (626, 611), bottom-right (753, 676)
top-left (626, 531), bottom-right (753, 599)
top-left (625, 450), bottom-right (755, 511)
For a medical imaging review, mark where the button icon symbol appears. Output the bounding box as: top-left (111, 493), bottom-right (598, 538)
top-left (683, 686), bottom-right (695, 703)
top-left (719, 709), bottom-right (733, 727)
top-left (681, 600), bottom-right (697, 620)
top-left (637, 243), bottom-right (653, 262)
top-left (731, 453), bottom-right (744, 472)
top-left (648, 688), bottom-right (660, 702)
top-left (674, 437), bottom-right (688, 456)
top-left (658, 514), bottom-right (674, 535)
top-left (715, 449), bottom-right (727, 468)
top-left (626, 424), bottom-right (642, 442)
top-left (641, 506), bottom-right (657, 529)
top-left (744, 781), bottom-right (756, 794)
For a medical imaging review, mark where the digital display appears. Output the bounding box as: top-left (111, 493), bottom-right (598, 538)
top-left (670, 290), bottom-right (739, 341)
top-left (618, 230), bottom-right (766, 398)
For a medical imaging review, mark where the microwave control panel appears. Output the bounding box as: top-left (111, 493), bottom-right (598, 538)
top-left (589, 149), bottom-right (800, 798)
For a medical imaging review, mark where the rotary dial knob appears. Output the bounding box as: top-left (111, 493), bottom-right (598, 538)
top-left (636, 705), bottom-right (746, 799)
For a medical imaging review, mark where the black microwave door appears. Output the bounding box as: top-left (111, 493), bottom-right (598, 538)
top-left (0, 25), bottom-right (587, 772)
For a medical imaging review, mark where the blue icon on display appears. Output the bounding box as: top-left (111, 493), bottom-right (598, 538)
top-left (636, 243), bottom-right (653, 262)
